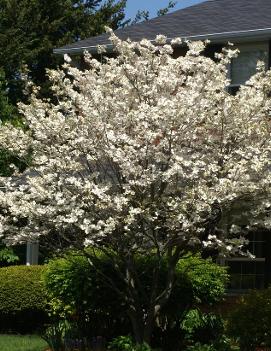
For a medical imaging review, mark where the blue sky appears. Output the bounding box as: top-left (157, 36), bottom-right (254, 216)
top-left (124, 0), bottom-right (206, 20)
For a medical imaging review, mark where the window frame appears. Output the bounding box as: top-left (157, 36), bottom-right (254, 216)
top-left (219, 230), bottom-right (267, 293)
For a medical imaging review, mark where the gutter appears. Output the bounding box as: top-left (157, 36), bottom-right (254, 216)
top-left (53, 27), bottom-right (271, 55)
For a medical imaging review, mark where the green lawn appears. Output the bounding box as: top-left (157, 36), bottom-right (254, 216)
top-left (0, 334), bottom-right (48, 351)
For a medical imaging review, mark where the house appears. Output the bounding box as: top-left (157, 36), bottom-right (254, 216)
top-left (53, 0), bottom-right (271, 292)
top-left (54, 0), bottom-right (271, 94)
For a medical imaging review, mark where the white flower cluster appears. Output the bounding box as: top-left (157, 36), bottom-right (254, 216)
top-left (0, 31), bottom-right (270, 256)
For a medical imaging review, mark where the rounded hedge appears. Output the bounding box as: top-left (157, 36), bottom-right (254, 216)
top-left (0, 265), bottom-right (48, 333)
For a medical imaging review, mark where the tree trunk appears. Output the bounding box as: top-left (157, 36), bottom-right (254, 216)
top-left (128, 312), bottom-right (155, 346)
top-left (127, 251), bottom-right (181, 346)
top-left (143, 306), bottom-right (158, 345)
top-left (128, 310), bottom-right (144, 345)
top-left (128, 302), bottom-right (160, 346)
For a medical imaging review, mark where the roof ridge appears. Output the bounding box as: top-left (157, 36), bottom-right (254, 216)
top-left (113, 0), bottom-right (210, 32)
top-left (54, 0), bottom-right (271, 55)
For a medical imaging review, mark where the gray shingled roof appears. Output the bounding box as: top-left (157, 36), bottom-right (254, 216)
top-left (54, 0), bottom-right (271, 54)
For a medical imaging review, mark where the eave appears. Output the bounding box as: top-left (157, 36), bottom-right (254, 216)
top-left (53, 27), bottom-right (271, 56)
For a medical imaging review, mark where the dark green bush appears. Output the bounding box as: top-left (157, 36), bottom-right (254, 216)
top-left (177, 256), bottom-right (228, 305)
top-left (186, 341), bottom-right (236, 351)
top-left (44, 252), bottom-right (228, 348)
top-left (227, 288), bottom-right (271, 350)
top-left (156, 256), bottom-right (228, 351)
top-left (0, 265), bottom-right (48, 333)
top-left (108, 335), bottom-right (153, 351)
top-left (180, 309), bottom-right (236, 351)
top-left (0, 246), bottom-right (19, 266)
top-left (42, 320), bottom-right (69, 351)
top-left (44, 252), bottom-right (131, 339)
top-left (181, 309), bottom-right (224, 345)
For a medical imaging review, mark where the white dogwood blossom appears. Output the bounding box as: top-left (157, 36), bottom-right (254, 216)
top-left (0, 31), bottom-right (269, 251)
top-left (0, 31), bottom-right (270, 343)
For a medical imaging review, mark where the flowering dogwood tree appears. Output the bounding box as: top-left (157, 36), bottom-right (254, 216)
top-left (0, 29), bottom-right (270, 344)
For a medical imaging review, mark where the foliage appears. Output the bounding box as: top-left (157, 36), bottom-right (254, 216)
top-left (158, 255), bottom-right (228, 347)
top-left (0, 32), bottom-right (270, 344)
top-left (45, 252), bottom-right (145, 338)
top-left (180, 309), bottom-right (236, 351)
top-left (108, 335), bottom-right (152, 351)
top-left (42, 320), bottom-right (69, 351)
top-left (131, 1), bottom-right (176, 24)
top-left (0, 69), bottom-right (16, 124)
top-left (0, 0), bottom-right (127, 105)
top-left (186, 339), bottom-right (239, 351)
top-left (227, 288), bottom-right (271, 350)
top-left (0, 265), bottom-right (48, 332)
top-left (181, 309), bottom-right (224, 345)
top-left (0, 148), bottom-right (27, 176)
top-left (186, 344), bottom-right (215, 351)
top-left (44, 251), bottom-right (126, 319)
top-left (44, 252), bottom-right (228, 346)
top-left (177, 256), bottom-right (228, 305)
top-left (157, 1), bottom-right (177, 16)
top-left (0, 246), bottom-right (19, 266)
top-left (0, 334), bottom-right (48, 351)
top-left (44, 254), bottom-right (91, 319)
top-left (0, 265), bottom-right (47, 312)
top-left (0, 69), bottom-right (27, 176)
top-left (108, 336), bottom-right (134, 351)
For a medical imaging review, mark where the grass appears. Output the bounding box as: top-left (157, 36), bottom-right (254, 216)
top-left (0, 334), bottom-right (48, 351)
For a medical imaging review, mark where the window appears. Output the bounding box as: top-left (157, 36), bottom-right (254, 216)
top-left (228, 42), bottom-right (269, 94)
top-left (225, 231), bottom-right (266, 292)
top-left (227, 260), bottom-right (265, 291)
top-left (246, 231), bottom-right (265, 258)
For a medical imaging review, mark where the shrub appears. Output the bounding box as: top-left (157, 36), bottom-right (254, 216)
top-left (185, 340), bottom-right (239, 351)
top-left (44, 252), bottom-right (228, 348)
top-left (108, 336), bottom-right (153, 351)
top-left (181, 309), bottom-right (236, 351)
top-left (227, 288), bottom-right (271, 350)
top-left (157, 256), bottom-right (228, 351)
top-left (181, 309), bottom-right (224, 345)
top-left (186, 344), bottom-right (215, 351)
top-left (0, 246), bottom-right (19, 266)
top-left (177, 256), bottom-right (228, 305)
top-left (0, 265), bottom-right (48, 333)
top-left (44, 252), bottom-right (132, 339)
top-left (42, 320), bottom-right (69, 351)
